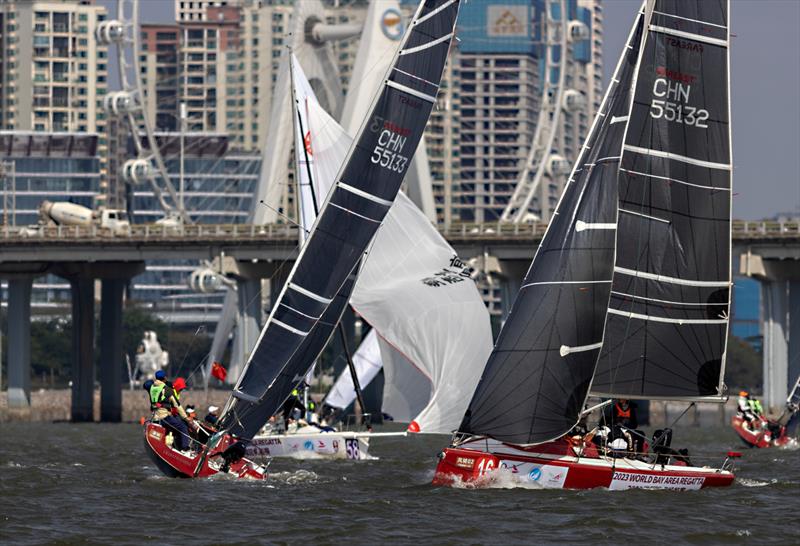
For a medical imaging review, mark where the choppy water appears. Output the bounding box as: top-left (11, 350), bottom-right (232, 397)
top-left (1, 423), bottom-right (797, 545)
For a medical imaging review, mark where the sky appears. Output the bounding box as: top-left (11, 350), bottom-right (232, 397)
top-left (106, 0), bottom-right (800, 220)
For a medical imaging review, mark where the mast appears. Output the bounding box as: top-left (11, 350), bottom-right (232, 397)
top-left (217, 0), bottom-right (462, 440)
top-left (290, 56), bottom-right (368, 421)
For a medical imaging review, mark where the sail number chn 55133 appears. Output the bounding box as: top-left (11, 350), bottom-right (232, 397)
top-left (649, 74), bottom-right (709, 128)
top-left (370, 116), bottom-right (411, 173)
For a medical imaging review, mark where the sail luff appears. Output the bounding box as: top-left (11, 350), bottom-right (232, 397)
top-left (218, 0), bottom-right (462, 438)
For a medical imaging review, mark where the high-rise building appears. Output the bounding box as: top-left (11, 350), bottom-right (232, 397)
top-left (0, 0), bottom-right (109, 195)
top-left (142, 2), bottom-right (294, 153)
top-left (426, 0), bottom-right (603, 224)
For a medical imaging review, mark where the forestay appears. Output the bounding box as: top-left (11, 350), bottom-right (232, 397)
top-left (218, 0), bottom-right (462, 439)
top-left (458, 9), bottom-right (646, 446)
top-left (592, 0), bottom-right (732, 401)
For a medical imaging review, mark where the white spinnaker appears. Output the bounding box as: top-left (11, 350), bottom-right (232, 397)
top-left (324, 329), bottom-right (383, 410)
top-left (294, 56), bottom-right (493, 434)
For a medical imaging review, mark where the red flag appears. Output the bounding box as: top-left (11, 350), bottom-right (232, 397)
top-left (211, 361), bottom-right (227, 382)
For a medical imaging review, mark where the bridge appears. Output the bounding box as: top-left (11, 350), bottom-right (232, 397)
top-left (2, 220), bottom-right (798, 419)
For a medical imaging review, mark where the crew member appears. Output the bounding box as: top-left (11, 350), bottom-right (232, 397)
top-left (148, 370), bottom-right (168, 413)
top-left (281, 388), bottom-right (306, 430)
top-left (603, 399), bottom-right (643, 456)
top-left (737, 390), bottom-right (757, 425)
top-left (204, 405), bottom-right (220, 425)
top-left (154, 377), bottom-right (192, 452)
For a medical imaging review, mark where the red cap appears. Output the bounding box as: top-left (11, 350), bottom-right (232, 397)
top-left (173, 377), bottom-right (187, 391)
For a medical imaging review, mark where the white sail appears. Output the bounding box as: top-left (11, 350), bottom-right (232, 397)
top-left (324, 329), bottom-right (384, 411)
top-left (295, 55), bottom-right (493, 434)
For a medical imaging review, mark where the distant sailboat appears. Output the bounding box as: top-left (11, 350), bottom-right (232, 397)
top-left (142, 0), bottom-right (463, 478)
top-left (433, 0), bottom-right (738, 490)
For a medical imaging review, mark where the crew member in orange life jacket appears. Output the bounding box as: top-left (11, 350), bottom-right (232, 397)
top-left (603, 399), bottom-right (643, 455)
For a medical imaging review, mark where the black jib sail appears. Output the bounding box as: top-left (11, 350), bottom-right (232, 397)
top-left (218, 0), bottom-right (462, 439)
top-left (458, 10), bottom-right (646, 445)
top-left (591, 0), bottom-right (732, 401)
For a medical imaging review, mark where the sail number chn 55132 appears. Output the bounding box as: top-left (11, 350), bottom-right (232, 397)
top-left (649, 75), bottom-right (708, 128)
top-left (370, 117), bottom-right (411, 173)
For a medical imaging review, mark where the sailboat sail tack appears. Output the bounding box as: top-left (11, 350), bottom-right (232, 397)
top-left (459, 0), bottom-right (732, 446)
top-left (218, 0), bottom-right (462, 439)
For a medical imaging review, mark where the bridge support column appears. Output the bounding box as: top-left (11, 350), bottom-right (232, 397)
top-left (741, 252), bottom-right (800, 412)
top-left (230, 278), bottom-right (262, 384)
top-left (70, 277), bottom-right (95, 422)
top-left (7, 277), bottom-right (33, 409)
top-left (100, 279), bottom-right (124, 422)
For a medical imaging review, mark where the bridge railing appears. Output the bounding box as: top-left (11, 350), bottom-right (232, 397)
top-left (0, 220), bottom-right (797, 241)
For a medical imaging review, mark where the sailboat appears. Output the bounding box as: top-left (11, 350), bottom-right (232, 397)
top-left (142, 0), bottom-right (462, 478)
top-left (731, 374), bottom-right (800, 448)
top-left (433, 0), bottom-right (738, 490)
top-left (247, 44), bottom-right (492, 459)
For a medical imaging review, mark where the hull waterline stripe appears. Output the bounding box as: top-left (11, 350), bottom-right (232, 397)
top-left (385, 80), bottom-right (437, 103)
top-left (624, 144), bottom-right (731, 171)
top-left (607, 307), bottom-right (727, 325)
top-left (614, 266), bottom-right (729, 288)
top-left (652, 10), bottom-right (728, 30)
top-left (576, 220), bottom-right (616, 232)
top-left (272, 318), bottom-right (309, 336)
top-left (620, 168), bottom-right (731, 191)
top-left (288, 282), bottom-right (332, 304)
top-left (400, 33), bottom-right (453, 56)
top-left (337, 182), bottom-right (394, 207)
top-left (649, 25), bottom-right (728, 47)
top-left (619, 207), bottom-right (670, 224)
top-left (522, 280), bottom-right (612, 289)
top-left (414, 0), bottom-right (458, 26)
top-left (560, 341), bottom-right (603, 357)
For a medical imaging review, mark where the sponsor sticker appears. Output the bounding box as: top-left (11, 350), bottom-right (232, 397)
top-left (303, 440), bottom-right (315, 451)
top-left (455, 456), bottom-right (475, 469)
top-left (499, 460), bottom-right (569, 488)
top-left (148, 429), bottom-right (163, 441)
top-left (609, 471), bottom-right (705, 491)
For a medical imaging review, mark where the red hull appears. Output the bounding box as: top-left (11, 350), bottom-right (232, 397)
top-left (731, 415), bottom-right (792, 449)
top-left (432, 438), bottom-right (734, 490)
top-left (143, 422), bottom-right (265, 479)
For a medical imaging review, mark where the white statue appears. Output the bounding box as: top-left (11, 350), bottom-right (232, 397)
top-left (136, 330), bottom-right (169, 380)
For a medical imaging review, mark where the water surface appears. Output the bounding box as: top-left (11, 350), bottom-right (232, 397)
top-left (0, 423), bottom-right (796, 544)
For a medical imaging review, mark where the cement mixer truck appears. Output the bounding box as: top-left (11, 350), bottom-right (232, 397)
top-left (25, 200), bottom-right (130, 235)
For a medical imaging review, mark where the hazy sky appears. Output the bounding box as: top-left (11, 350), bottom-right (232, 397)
top-left (107, 0), bottom-right (800, 220)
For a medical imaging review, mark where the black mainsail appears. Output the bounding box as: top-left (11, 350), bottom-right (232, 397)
top-left (218, 0), bottom-right (462, 439)
top-left (459, 10), bottom-right (646, 445)
top-left (592, 0), bottom-right (732, 401)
